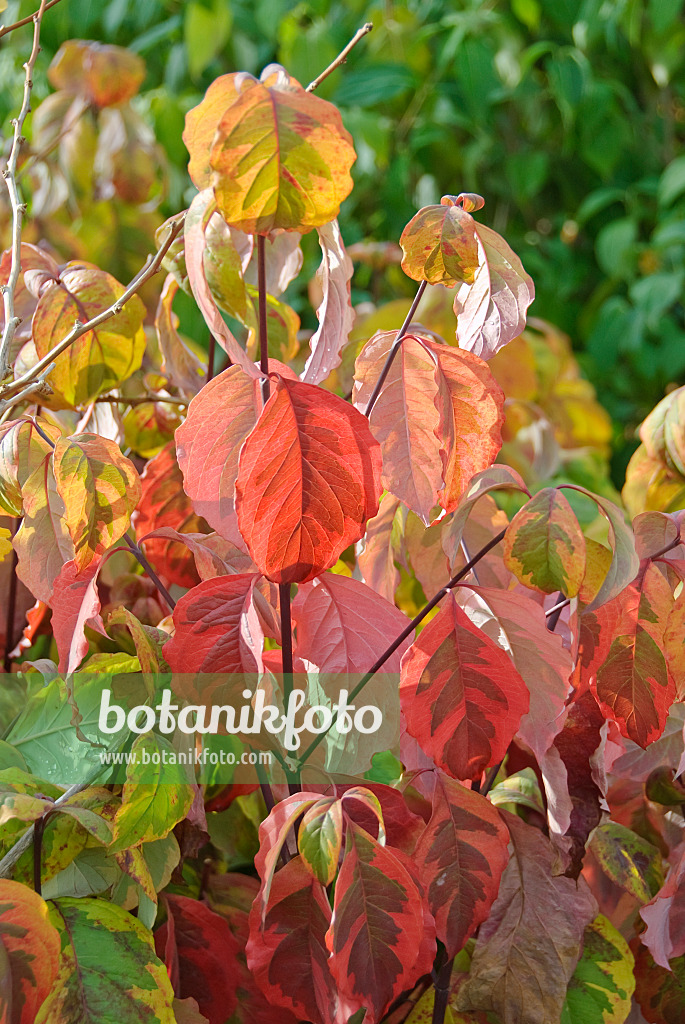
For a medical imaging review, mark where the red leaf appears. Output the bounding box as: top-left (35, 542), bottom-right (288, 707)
top-left (301, 220), bottom-right (355, 386)
top-left (247, 856), bottom-right (350, 1024)
top-left (327, 821), bottom-right (428, 1023)
top-left (640, 842), bottom-right (685, 967)
top-left (154, 894), bottom-right (242, 1024)
top-left (414, 771), bottom-right (510, 956)
top-left (134, 442), bottom-right (211, 588)
top-left (235, 376), bottom-right (382, 584)
top-left (163, 574), bottom-right (264, 674)
top-left (400, 593), bottom-right (529, 780)
top-left (292, 573), bottom-right (412, 674)
top-left (590, 565), bottom-right (676, 748)
top-left (0, 878), bottom-right (60, 1024)
top-left (176, 362), bottom-right (295, 551)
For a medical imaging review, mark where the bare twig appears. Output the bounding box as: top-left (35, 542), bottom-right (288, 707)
top-left (0, 0), bottom-right (62, 39)
top-left (0, 214), bottom-right (185, 405)
top-left (0, 0), bottom-right (49, 380)
top-left (93, 393), bottom-right (189, 408)
top-left (0, 362), bottom-right (54, 417)
top-left (123, 534), bottom-right (176, 612)
top-left (306, 22), bottom-right (373, 92)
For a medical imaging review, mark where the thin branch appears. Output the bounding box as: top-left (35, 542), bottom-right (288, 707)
top-left (296, 527), bottom-right (508, 769)
top-left (124, 535), bottom-right (176, 612)
top-left (363, 280), bottom-right (427, 418)
top-left (279, 583), bottom-right (293, 703)
top-left (432, 951), bottom-right (455, 1024)
top-left (546, 591), bottom-right (566, 632)
top-left (93, 393), bottom-right (189, 408)
top-left (0, 214), bottom-right (186, 405)
top-left (306, 22), bottom-right (373, 92)
top-left (0, 362), bottom-right (55, 417)
top-left (0, 0), bottom-right (62, 39)
top-left (0, 0), bottom-right (49, 380)
top-left (257, 234), bottom-right (270, 405)
top-left (0, 778), bottom-right (94, 879)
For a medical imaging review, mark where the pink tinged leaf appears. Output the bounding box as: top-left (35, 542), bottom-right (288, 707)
top-left (640, 842), bottom-right (685, 967)
top-left (357, 493), bottom-right (405, 604)
top-left (503, 487), bottom-right (587, 597)
top-left (456, 811), bottom-right (598, 1024)
top-left (453, 221), bottom-right (534, 360)
top-left (633, 510), bottom-right (683, 560)
top-left (399, 201), bottom-right (480, 286)
top-left (50, 558), bottom-right (104, 675)
top-left (185, 189), bottom-right (262, 379)
top-left (155, 275), bottom-right (205, 397)
top-left (336, 782), bottom-right (425, 855)
top-left (400, 593), bottom-right (529, 781)
top-left (254, 792), bottom-right (327, 918)
top-left (353, 332), bottom-right (444, 523)
top-left (163, 573), bottom-right (265, 674)
top-left (327, 821), bottom-right (427, 1023)
top-left (414, 771), bottom-right (509, 957)
top-left (423, 340), bottom-right (505, 512)
top-left (302, 219), bottom-right (355, 386)
top-left (292, 572), bottom-right (413, 674)
top-left (14, 453), bottom-right (75, 603)
top-left (461, 585), bottom-right (573, 758)
top-left (235, 376), bottom-right (382, 585)
top-left (247, 856), bottom-right (351, 1024)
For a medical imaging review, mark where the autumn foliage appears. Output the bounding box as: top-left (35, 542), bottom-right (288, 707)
top-left (0, 21), bottom-right (684, 1024)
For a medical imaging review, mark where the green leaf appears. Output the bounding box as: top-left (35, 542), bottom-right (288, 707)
top-left (184, 0), bottom-right (232, 79)
top-left (110, 732), bottom-right (194, 852)
top-left (36, 898), bottom-right (176, 1023)
top-left (561, 915), bottom-right (635, 1024)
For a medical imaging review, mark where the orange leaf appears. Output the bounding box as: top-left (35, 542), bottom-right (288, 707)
top-left (0, 879), bottom-right (60, 1024)
top-left (235, 377), bottom-right (382, 584)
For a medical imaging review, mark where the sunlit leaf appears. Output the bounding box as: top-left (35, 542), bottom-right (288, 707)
top-left (400, 593), bottom-right (529, 781)
top-left (209, 65), bottom-right (356, 234)
top-left (235, 376), bottom-right (382, 584)
top-left (503, 487), bottom-right (587, 597)
top-left (0, 879), bottom-right (60, 1024)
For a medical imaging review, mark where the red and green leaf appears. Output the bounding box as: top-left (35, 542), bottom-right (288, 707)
top-left (0, 879), bottom-right (60, 1024)
top-left (327, 821), bottom-right (429, 1023)
top-left (414, 771), bottom-right (510, 956)
top-left (400, 594), bottom-right (529, 781)
top-left (503, 487), bottom-right (587, 597)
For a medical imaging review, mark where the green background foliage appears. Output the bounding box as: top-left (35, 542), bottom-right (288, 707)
top-left (2, 0), bottom-right (685, 479)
